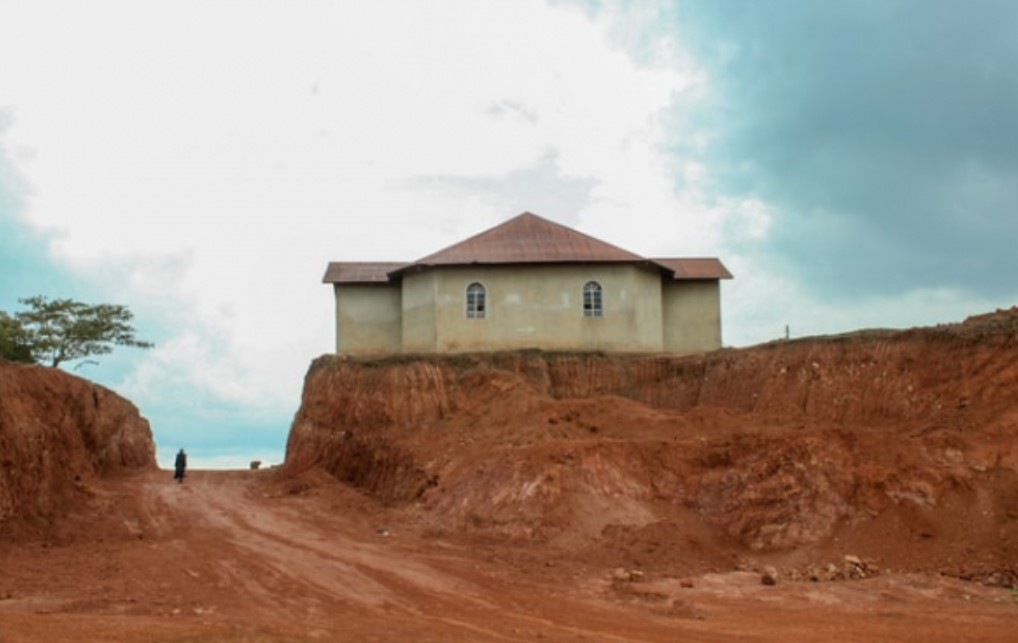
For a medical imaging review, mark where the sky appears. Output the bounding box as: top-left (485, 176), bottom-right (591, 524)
top-left (2, 0), bottom-right (1016, 468)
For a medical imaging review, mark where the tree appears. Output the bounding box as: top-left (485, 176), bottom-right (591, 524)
top-left (0, 310), bottom-right (34, 363)
top-left (12, 295), bottom-right (153, 367)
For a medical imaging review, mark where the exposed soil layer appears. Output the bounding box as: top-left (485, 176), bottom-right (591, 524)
top-left (2, 309), bottom-right (1018, 640)
top-left (0, 360), bottom-right (156, 539)
top-left (286, 309), bottom-right (1018, 587)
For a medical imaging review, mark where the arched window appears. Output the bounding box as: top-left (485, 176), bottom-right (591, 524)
top-left (466, 282), bottom-right (486, 319)
top-left (583, 281), bottom-right (603, 317)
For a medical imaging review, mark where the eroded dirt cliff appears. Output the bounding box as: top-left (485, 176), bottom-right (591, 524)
top-left (0, 359), bottom-right (157, 537)
top-left (2, 315), bottom-right (1018, 642)
top-left (286, 309), bottom-right (1018, 585)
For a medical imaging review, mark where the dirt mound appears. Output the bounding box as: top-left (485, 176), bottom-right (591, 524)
top-left (0, 359), bottom-right (156, 538)
top-left (3, 312), bottom-right (1018, 641)
top-left (285, 308), bottom-right (1018, 585)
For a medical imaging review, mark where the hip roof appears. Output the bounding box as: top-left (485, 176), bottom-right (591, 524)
top-left (323, 212), bottom-right (731, 283)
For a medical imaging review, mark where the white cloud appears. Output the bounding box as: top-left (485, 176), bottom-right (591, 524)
top-left (722, 258), bottom-right (998, 348)
top-left (0, 1), bottom-right (718, 431)
top-left (2, 1), bottom-right (1009, 465)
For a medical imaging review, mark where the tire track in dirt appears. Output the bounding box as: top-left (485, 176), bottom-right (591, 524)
top-left (132, 470), bottom-right (697, 641)
top-left (142, 471), bottom-right (485, 610)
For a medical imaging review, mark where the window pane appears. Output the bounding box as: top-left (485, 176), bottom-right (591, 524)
top-left (466, 283), bottom-right (486, 319)
top-left (583, 281), bottom-right (602, 317)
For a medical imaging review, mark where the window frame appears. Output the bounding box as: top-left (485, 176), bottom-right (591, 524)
top-left (583, 281), bottom-right (603, 317)
top-left (466, 282), bottom-right (486, 319)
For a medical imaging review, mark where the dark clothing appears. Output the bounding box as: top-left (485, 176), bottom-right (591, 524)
top-left (174, 450), bottom-right (187, 483)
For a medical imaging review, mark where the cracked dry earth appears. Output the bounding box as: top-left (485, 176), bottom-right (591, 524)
top-left (1, 469), bottom-right (1015, 642)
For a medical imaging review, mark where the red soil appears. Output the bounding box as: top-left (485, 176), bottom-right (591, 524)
top-left (1, 469), bottom-right (1015, 642)
top-left (0, 361), bottom-right (156, 540)
top-left (2, 308), bottom-right (1018, 640)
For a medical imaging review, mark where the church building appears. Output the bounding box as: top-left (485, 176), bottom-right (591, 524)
top-left (324, 212), bottom-right (732, 356)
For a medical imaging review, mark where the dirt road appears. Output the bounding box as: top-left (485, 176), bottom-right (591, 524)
top-left (1, 469), bottom-right (1015, 642)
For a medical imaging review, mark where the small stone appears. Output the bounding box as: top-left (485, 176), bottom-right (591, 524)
top-left (761, 566), bottom-right (779, 586)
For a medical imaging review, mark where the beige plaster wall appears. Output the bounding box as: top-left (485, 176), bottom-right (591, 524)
top-left (334, 284), bottom-right (402, 356)
top-left (411, 264), bottom-right (665, 353)
top-left (400, 270), bottom-right (438, 353)
top-left (661, 280), bottom-right (722, 353)
top-left (333, 267), bottom-right (724, 356)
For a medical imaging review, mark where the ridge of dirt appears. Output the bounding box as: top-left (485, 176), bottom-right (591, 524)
top-left (285, 307), bottom-right (1018, 586)
top-left (0, 359), bottom-right (157, 540)
top-left (3, 309), bottom-right (1018, 640)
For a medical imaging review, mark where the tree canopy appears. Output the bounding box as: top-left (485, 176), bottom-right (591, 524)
top-left (0, 310), bottom-right (34, 363)
top-left (0, 296), bottom-right (153, 367)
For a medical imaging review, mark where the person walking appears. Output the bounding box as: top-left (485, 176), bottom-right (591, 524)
top-left (174, 448), bottom-right (187, 483)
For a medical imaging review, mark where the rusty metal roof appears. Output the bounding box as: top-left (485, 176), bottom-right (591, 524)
top-left (651, 258), bottom-right (733, 280)
top-left (408, 212), bottom-right (644, 267)
top-left (325, 213), bottom-right (733, 284)
top-left (322, 262), bottom-right (407, 284)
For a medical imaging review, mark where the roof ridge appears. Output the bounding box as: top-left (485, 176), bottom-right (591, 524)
top-left (409, 211), bottom-right (644, 266)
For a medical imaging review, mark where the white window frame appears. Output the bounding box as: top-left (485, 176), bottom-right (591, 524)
top-left (583, 281), bottom-right (603, 317)
top-left (466, 282), bottom-right (486, 319)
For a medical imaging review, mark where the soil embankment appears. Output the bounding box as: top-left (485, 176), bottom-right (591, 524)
top-left (0, 359), bottom-right (156, 538)
top-left (3, 311), bottom-right (1018, 641)
top-left (286, 309), bottom-right (1018, 585)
